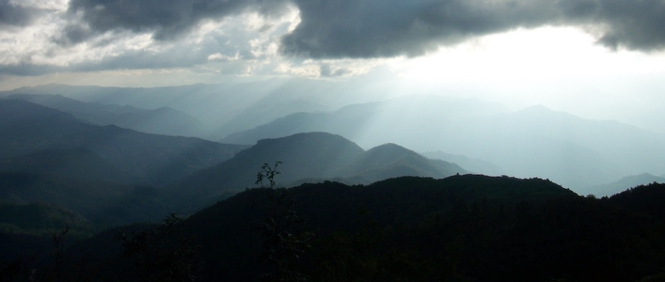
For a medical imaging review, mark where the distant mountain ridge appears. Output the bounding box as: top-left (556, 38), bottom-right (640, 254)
top-left (585, 173), bottom-right (665, 197)
top-left (3, 94), bottom-right (209, 138)
top-left (0, 81), bottom-right (385, 138)
top-left (221, 99), bottom-right (665, 191)
top-left (168, 132), bottom-right (466, 213)
top-left (0, 100), bottom-right (247, 186)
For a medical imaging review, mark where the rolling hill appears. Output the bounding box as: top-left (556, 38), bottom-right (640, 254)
top-left (167, 132), bottom-right (465, 213)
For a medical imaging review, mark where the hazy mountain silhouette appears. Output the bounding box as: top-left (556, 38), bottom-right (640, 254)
top-left (221, 95), bottom-right (508, 146)
top-left (168, 132), bottom-right (465, 213)
top-left (0, 80), bottom-right (385, 139)
top-left (0, 100), bottom-right (247, 186)
top-left (331, 143), bottom-right (466, 183)
top-left (4, 94), bottom-right (209, 138)
top-left (221, 99), bottom-right (665, 191)
top-left (482, 105), bottom-right (665, 184)
top-left (585, 173), bottom-right (665, 197)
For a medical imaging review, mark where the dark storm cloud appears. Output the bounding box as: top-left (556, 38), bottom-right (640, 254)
top-left (280, 0), bottom-right (665, 58)
top-left (0, 0), bottom-right (43, 27)
top-left (590, 0), bottom-right (665, 51)
top-left (57, 0), bottom-right (665, 57)
top-left (61, 0), bottom-right (291, 44)
top-left (7, 0), bottom-right (665, 77)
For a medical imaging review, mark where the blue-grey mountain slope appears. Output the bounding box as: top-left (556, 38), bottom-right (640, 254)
top-left (585, 173), bottom-right (665, 197)
top-left (0, 80), bottom-right (386, 139)
top-left (221, 99), bottom-right (665, 191)
top-left (168, 132), bottom-right (465, 213)
top-left (3, 94), bottom-right (209, 138)
top-left (0, 100), bottom-right (246, 186)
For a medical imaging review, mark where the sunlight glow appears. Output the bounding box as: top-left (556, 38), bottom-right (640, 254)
top-left (395, 26), bottom-right (665, 84)
top-left (388, 26), bottom-right (665, 125)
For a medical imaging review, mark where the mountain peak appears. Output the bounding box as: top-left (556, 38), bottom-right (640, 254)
top-left (256, 132), bottom-right (356, 146)
top-left (366, 143), bottom-right (417, 157)
top-left (516, 104), bottom-right (554, 114)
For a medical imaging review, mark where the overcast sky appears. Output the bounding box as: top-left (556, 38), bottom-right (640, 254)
top-left (2, 0), bottom-right (665, 130)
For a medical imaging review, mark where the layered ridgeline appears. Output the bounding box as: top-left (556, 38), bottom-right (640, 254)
top-left (5, 84), bottom-right (664, 193)
top-left (29, 176), bottom-right (665, 282)
top-left (0, 100), bottom-right (246, 228)
top-left (222, 96), bottom-right (665, 192)
top-left (0, 80), bottom-right (388, 139)
top-left (4, 94), bottom-right (209, 138)
top-left (168, 132), bottom-right (465, 213)
top-left (0, 101), bottom-right (464, 227)
top-left (0, 100), bottom-right (246, 186)
top-left (586, 173), bottom-right (665, 197)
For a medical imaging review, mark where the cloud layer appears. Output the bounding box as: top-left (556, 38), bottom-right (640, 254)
top-left (2, 0), bottom-right (665, 76)
top-left (61, 0), bottom-right (291, 44)
top-left (0, 0), bottom-right (44, 27)
top-left (281, 0), bottom-right (665, 58)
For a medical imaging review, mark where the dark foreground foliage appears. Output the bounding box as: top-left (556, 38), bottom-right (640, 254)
top-left (3, 176), bottom-right (665, 281)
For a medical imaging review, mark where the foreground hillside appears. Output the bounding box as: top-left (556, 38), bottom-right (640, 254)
top-left (11, 175), bottom-right (665, 282)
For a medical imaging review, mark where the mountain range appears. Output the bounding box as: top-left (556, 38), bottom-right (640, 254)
top-left (4, 94), bottom-right (209, 138)
top-left (221, 98), bottom-right (665, 191)
top-left (0, 100), bottom-right (468, 225)
top-left (2, 84), bottom-right (665, 281)
top-left (167, 132), bottom-right (465, 213)
top-left (585, 173), bottom-right (665, 197)
top-left (4, 84), bottom-right (664, 193)
top-left (0, 80), bottom-right (392, 139)
top-left (0, 100), bottom-right (246, 186)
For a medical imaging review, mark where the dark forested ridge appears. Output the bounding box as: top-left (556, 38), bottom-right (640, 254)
top-left (6, 176), bottom-right (665, 282)
top-left (0, 171), bottom-right (170, 228)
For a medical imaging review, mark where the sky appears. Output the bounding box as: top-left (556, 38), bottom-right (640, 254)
top-left (1, 0), bottom-right (665, 131)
